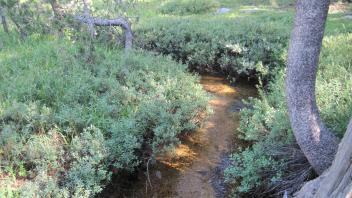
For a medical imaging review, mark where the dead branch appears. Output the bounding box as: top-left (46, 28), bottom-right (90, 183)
top-left (75, 15), bottom-right (133, 49)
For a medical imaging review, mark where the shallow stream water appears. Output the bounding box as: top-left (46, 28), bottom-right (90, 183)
top-left (103, 75), bottom-right (257, 198)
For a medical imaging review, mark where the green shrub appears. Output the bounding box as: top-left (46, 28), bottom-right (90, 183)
top-left (316, 34), bottom-right (352, 136)
top-left (0, 36), bottom-right (209, 197)
top-left (225, 71), bottom-right (293, 196)
top-left (159, 0), bottom-right (219, 15)
top-left (17, 171), bottom-right (69, 198)
top-left (136, 14), bottom-right (291, 79)
top-left (225, 143), bottom-right (284, 193)
top-left (136, 7), bottom-right (352, 78)
top-left (225, 33), bottom-right (352, 196)
top-left (65, 126), bottom-right (110, 197)
top-left (219, 0), bottom-right (294, 7)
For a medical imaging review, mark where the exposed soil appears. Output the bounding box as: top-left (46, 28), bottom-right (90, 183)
top-left (102, 75), bottom-right (256, 198)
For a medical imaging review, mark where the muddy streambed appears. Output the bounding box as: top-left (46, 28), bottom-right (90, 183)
top-left (102, 75), bottom-right (257, 198)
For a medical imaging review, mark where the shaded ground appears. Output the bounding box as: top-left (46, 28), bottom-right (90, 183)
top-left (102, 75), bottom-right (256, 198)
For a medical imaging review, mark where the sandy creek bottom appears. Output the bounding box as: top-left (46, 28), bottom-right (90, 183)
top-left (102, 75), bottom-right (257, 198)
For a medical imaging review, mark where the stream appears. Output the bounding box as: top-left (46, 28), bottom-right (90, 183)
top-left (102, 75), bottom-right (257, 198)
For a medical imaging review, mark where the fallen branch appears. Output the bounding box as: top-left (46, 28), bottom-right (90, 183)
top-left (75, 15), bottom-right (133, 49)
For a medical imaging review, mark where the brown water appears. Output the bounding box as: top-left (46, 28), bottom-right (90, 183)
top-left (103, 75), bottom-right (256, 198)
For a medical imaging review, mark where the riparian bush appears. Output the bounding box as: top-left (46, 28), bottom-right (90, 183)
top-left (225, 33), bottom-right (352, 197)
top-left (0, 36), bottom-right (209, 197)
top-left (159, 0), bottom-right (219, 15)
top-left (136, 14), bottom-right (290, 79)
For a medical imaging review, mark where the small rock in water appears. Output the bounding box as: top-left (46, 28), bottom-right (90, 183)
top-left (155, 171), bottom-right (162, 179)
top-left (217, 7), bottom-right (231, 14)
top-left (229, 100), bottom-right (253, 113)
top-left (196, 170), bottom-right (208, 176)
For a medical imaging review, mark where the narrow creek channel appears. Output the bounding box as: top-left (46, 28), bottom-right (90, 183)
top-left (103, 75), bottom-right (257, 198)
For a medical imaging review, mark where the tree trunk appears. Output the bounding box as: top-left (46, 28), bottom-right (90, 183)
top-left (49, 0), bottom-right (63, 19)
top-left (8, 14), bottom-right (27, 38)
top-left (0, 7), bottom-right (9, 33)
top-left (285, 0), bottom-right (339, 175)
top-left (49, 0), bottom-right (65, 35)
top-left (294, 119), bottom-right (352, 198)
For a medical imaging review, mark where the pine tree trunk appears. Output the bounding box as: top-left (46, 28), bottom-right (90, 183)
top-left (295, 120), bottom-right (352, 198)
top-left (285, 0), bottom-right (339, 175)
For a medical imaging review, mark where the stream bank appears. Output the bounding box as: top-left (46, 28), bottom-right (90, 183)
top-left (102, 75), bottom-right (257, 198)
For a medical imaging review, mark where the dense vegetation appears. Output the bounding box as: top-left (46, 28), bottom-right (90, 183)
top-left (225, 33), bottom-right (352, 196)
top-left (159, 0), bottom-right (219, 15)
top-left (223, 13), bottom-right (352, 198)
top-left (1, 0), bottom-right (351, 197)
top-left (136, 14), bottom-right (289, 79)
top-left (134, 1), bottom-right (352, 196)
top-left (0, 35), bottom-right (209, 197)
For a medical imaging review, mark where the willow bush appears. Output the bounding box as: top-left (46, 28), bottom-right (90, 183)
top-left (0, 35), bottom-right (209, 197)
top-left (159, 0), bottom-right (219, 15)
top-left (225, 33), bottom-right (352, 197)
top-left (135, 13), bottom-right (291, 80)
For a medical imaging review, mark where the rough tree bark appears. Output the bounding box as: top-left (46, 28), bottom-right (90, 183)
top-left (75, 16), bottom-right (133, 49)
top-left (294, 119), bottom-right (352, 198)
top-left (0, 6), bottom-right (9, 33)
top-left (285, 0), bottom-right (339, 175)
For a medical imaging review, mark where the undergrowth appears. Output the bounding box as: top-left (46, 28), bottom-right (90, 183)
top-left (133, 7), bottom-right (352, 196)
top-left (136, 13), bottom-right (291, 80)
top-left (225, 33), bottom-right (352, 197)
top-left (0, 35), bottom-right (209, 197)
top-left (159, 0), bottom-right (219, 15)
top-left (1, 0), bottom-right (351, 197)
